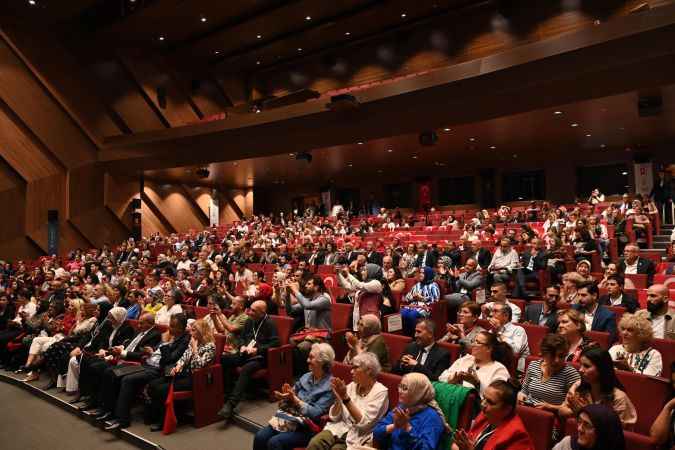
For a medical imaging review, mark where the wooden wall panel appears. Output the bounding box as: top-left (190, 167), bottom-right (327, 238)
top-left (143, 181), bottom-right (205, 233)
top-left (104, 173), bottom-right (137, 230)
top-left (89, 59), bottom-right (167, 134)
top-left (118, 52), bottom-right (200, 127)
top-left (69, 164), bottom-right (104, 218)
top-left (28, 221), bottom-right (92, 255)
top-left (0, 105), bottom-right (60, 181)
top-left (69, 207), bottom-right (129, 249)
top-left (0, 23), bottom-right (122, 143)
top-left (141, 202), bottom-right (169, 237)
top-left (25, 174), bottom-right (67, 234)
top-left (0, 40), bottom-right (95, 168)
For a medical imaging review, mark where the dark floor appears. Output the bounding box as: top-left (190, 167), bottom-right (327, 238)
top-left (0, 370), bottom-right (275, 450)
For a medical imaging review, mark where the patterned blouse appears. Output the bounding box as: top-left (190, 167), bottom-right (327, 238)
top-left (404, 282), bottom-right (440, 314)
top-left (177, 341), bottom-right (216, 371)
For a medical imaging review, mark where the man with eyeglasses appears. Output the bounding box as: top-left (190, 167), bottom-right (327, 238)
top-left (524, 286), bottom-right (560, 332)
top-left (489, 303), bottom-right (529, 373)
top-left (486, 238), bottom-right (519, 288)
top-left (482, 283), bottom-right (521, 323)
top-left (618, 244), bottom-right (655, 286)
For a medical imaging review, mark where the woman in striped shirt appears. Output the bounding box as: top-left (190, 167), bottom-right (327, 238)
top-left (401, 267), bottom-right (440, 336)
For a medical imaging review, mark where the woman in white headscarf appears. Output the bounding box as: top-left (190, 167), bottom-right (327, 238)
top-left (373, 373), bottom-right (449, 450)
top-left (338, 263), bottom-right (384, 330)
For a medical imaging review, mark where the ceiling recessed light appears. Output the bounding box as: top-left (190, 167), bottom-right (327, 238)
top-left (469, 137), bottom-right (475, 142)
top-left (554, 110), bottom-right (563, 115)
top-left (297, 48), bottom-right (302, 52)
top-left (387, 148), bottom-right (393, 153)
top-left (600, 144), bottom-right (607, 148)
top-left (621, 171), bottom-right (628, 175)
top-left (201, 17), bottom-right (207, 23)
top-left (571, 123), bottom-right (579, 127)
top-left (289, 153), bottom-right (295, 156)
top-left (214, 50), bottom-right (220, 55)
top-left (443, 128), bottom-right (451, 132)
top-left (401, 13), bottom-right (407, 18)
top-left (28, 0), bottom-right (36, 4)
top-left (357, 141), bottom-right (364, 145)
top-left (412, 155), bottom-right (418, 159)
top-left (305, 15), bottom-right (312, 20)
top-left (377, 169), bottom-right (383, 173)
top-left (619, 127), bottom-right (625, 131)
top-left (345, 32), bottom-right (351, 36)
top-left (256, 61), bottom-right (261, 65)
top-left (158, 36), bottom-right (165, 41)
top-left (513, 154), bottom-right (518, 158)
top-left (490, 145), bottom-right (496, 149)
top-left (233, 162), bottom-right (238, 166)
top-left (586, 134), bottom-right (591, 137)
top-left (256, 34), bottom-right (262, 39)
top-left (347, 163), bottom-right (353, 167)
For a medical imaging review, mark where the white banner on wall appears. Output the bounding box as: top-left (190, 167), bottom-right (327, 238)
top-left (209, 191), bottom-right (219, 227)
top-left (634, 162), bottom-right (654, 196)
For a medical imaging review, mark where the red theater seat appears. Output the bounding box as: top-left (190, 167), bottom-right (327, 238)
top-left (517, 405), bottom-right (555, 450)
top-left (520, 323), bottom-right (549, 357)
top-left (616, 371), bottom-right (670, 434)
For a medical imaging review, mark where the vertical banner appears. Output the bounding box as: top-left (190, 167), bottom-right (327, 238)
top-left (209, 190), bottom-right (220, 227)
top-left (418, 181), bottom-right (432, 211)
top-left (47, 210), bottom-right (58, 255)
top-left (634, 162), bottom-right (654, 196)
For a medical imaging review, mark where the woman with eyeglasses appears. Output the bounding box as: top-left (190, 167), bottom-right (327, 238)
top-left (438, 302), bottom-right (486, 354)
top-left (553, 404), bottom-right (626, 450)
top-left (453, 380), bottom-right (535, 450)
top-left (373, 372), bottom-right (449, 450)
top-left (439, 330), bottom-right (511, 397)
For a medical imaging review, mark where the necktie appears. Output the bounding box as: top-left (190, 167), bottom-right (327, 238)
top-left (126, 330), bottom-right (146, 353)
top-left (417, 348), bottom-right (427, 363)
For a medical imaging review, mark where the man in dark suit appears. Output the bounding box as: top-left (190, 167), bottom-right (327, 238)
top-left (219, 300), bottom-right (280, 422)
top-left (103, 314), bottom-right (190, 430)
top-left (512, 238), bottom-right (548, 299)
top-left (466, 238), bottom-right (492, 270)
top-left (70, 306), bottom-right (136, 401)
top-left (307, 243), bottom-right (326, 266)
top-left (618, 244), bottom-right (656, 286)
top-left (393, 319), bottom-right (450, 381)
top-left (524, 286), bottom-right (560, 332)
top-left (83, 313), bottom-right (163, 418)
top-left (344, 242), bottom-right (360, 264)
top-left (414, 243), bottom-right (438, 269)
top-left (650, 171), bottom-right (672, 222)
top-left (573, 281), bottom-right (617, 343)
top-left (365, 241), bottom-right (383, 266)
top-left (599, 275), bottom-right (638, 313)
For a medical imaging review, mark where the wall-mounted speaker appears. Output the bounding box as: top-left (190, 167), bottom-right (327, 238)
top-left (157, 86), bottom-right (167, 109)
top-left (131, 198), bottom-right (141, 209)
top-left (48, 209), bottom-right (58, 222)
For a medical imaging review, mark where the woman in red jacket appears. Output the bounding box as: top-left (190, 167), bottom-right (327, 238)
top-left (453, 380), bottom-right (535, 450)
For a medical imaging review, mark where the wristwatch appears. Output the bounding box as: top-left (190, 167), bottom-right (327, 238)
top-left (343, 396), bottom-right (351, 404)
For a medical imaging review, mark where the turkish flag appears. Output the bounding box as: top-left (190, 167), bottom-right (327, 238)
top-left (162, 382), bottom-right (177, 435)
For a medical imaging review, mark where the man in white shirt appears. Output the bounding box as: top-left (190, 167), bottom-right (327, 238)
top-left (176, 251), bottom-right (192, 272)
top-left (487, 238), bottom-right (520, 286)
top-left (647, 284), bottom-right (675, 340)
top-left (489, 303), bottom-right (529, 372)
top-left (483, 282), bottom-right (521, 323)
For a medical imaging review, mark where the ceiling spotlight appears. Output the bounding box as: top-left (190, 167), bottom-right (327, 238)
top-left (571, 123), bottom-right (579, 127)
top-left (586, 134), bottom-right (591, 137)
top-left (357, 141), bottom-right (364, 145)
top-left (469, 137), bottom-right (475, 142)
top-left (443, 128), bottom-right (451, 132)
top-left (256, 34), bottom-right (262, 39)
top-left (490, 146), bottom-right (496, 149)
top-left (305, 15), bottom-right (312, 20)
top-left (412, 155), bottom-right (418, 159)
top-left (158, 36), bottom-right (165, 41)
top-left (256, 61), bottom-right (261, 65)
top-left (621, 171), bottom-right (628, 175)
top-left (345, 32), bottom-right (351, 36)
top-left (214, 50), bottom-right (220, 55)
top-left (297, 48), bottom-right (303, 52)
top-left (600, 144), bottom-right (607, 148)
top-left (28, 0), bottom-right (36, 4)
top-left (201, 17), bottom-right (207, 23)
top-left (554, 110), bottom-right (562, 115)
top-left (401, 13), bottom-right (407, 18)
top-left (387, 148), bottom-right (393, 153)
top-left (347, 163), bottom-right (353, 167)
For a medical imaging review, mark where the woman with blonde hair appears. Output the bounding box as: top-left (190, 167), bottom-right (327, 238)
top-left (373, 372), bottom-right (449, 450)
top-left (557, 309), bottom-right (597, 363)
top-left (560, 272), bottom-right (585, 305)
top-left (609, 310), bottom-right (663, 376)
top-left (146, 318), bottom-right (216, 431)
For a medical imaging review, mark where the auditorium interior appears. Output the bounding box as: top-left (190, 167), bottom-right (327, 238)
top-left (0, 1), bottom-right (675, 450)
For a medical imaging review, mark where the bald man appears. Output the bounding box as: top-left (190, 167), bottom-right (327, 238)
top-left (219, 300), bottom-right (280, 422)
top-left (646, 284), bottom-right (675, 340)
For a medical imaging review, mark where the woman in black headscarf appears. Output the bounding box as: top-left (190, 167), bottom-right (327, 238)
top-left (553, 404), bottom-right (626, 450)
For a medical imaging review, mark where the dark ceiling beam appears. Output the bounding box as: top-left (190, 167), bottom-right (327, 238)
top-left (99, 4), bottom-right (675, 172)
top-left (222, 0), bottom-right (487, 73)
top-left (167, 0), bottom-right (301, 53)
top-left (210, 0), bottom-right (388, 66)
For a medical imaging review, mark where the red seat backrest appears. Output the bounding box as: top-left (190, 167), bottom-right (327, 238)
top-left (377, 371), bottom-right (402, 407)
top-left (404, 278), bottom-right (417, 294)
top-left (331, 361), bottom-right (353, 383)
top-left (516, 405), bottom-right (555, 450)
top-left (651, 337), bottom-right (675, 378)
top-left (585, 330), bottom-right (610, 350)
top-left (616, 371), bottom-right (670, 434)
top-left (195, 306), bottom-right (209, 319)
top-left (437, 341), bottom-right (461, 363)
top-left (625, 273), bottom-right (647, 289)
top-left (331, 303), bottom-right (353, 331)
top-left (127, 319), bottom-right (139, 330)
top-left (520, 323), bottom-right (549, 357)
top-left (382, 332), bottom-right (413, 363)
top-left (271, 315), bottom-right (294, 345)
top-left (509, 299), bottom-right (526, 320)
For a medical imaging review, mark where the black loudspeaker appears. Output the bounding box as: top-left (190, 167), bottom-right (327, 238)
top-left (131, 198), bottom-right (141, 209)
top-left (157, 86), bottom-right (167, 109)
top-left (191, 79), bottom-right (201, 93)
top-left (48, 209), bottom-right (58, 222)
top-left (132, 211), bottom-right (141, 241)
top-left (419, 131), bottom-right (438, 146)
